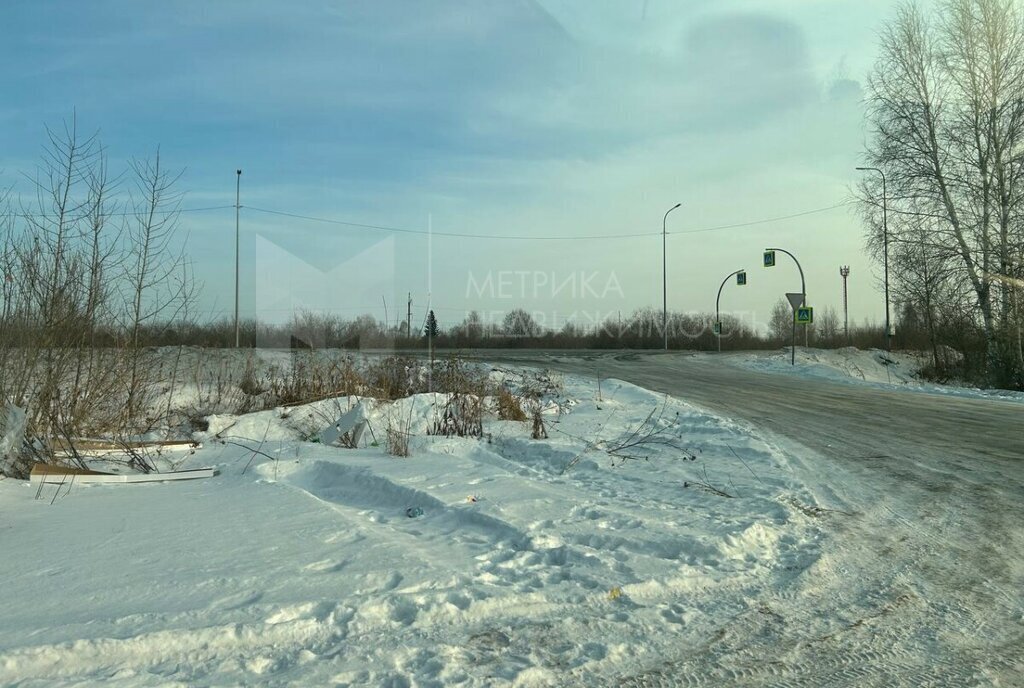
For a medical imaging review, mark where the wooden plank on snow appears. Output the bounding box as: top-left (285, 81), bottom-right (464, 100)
top-left (30, 466), bottom-right (216, 485)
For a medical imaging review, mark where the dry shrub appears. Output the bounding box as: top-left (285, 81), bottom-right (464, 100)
top-left (0, 124), bottom-right (200, 477)
top-left (367, 355), bottom-right (420, 400)
top-left (187, 353), bottom-right (257, 417)
top-left (496, 387), bottom-right (527, 421)
top-left (265, 353), bottom-right (363, 406)
top-left (239, 353), bottom-right (263, 395)
top-left (429, 393), bottom-right (484, 438)
top-left (433, 357), bottom-right (485, 394)
top-left (531, 407), bottom-right (548, 439)
top-left (386, 426), bottom-right (410, 456)
top-left (384, 402), bottom-right (414, 457)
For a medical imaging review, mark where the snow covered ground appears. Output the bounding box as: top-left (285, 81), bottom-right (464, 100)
top-left (0, 368), bottom-right (839, 686)
top-left (726, 346), bottom-right (1024, 402)
top-left (3, 361), bottom-right (1020, 686)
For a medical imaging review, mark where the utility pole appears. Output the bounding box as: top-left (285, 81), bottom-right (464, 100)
top-left (234, 169), bottom-right (241, 348)
top-left (407, 293), bottom-right (412, 338)
top-left (840, 265), bottom-right (850, 345)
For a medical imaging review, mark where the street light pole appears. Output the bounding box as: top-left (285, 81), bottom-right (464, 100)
top-left (234, 169), bottom-right (241, 349)
top-left (663, 202), bottom-right (681, 351)
top-left (856, 166), bottom-right (890, 351)
top-left (765, 247), bottom-right (805, 366)
top-left (715, 269), bottom-right (745, 353)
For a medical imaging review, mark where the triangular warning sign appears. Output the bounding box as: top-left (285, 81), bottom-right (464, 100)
top-left (786, 292), bottom-right (805, 310)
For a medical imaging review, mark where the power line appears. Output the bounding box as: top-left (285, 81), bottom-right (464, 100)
top-left (675, 201), bottom-right (855, 234)
top-left (5, 200), bottom-right (856, 238)
top-left (244, 206), bottom-right (658, 239)
top-left (6, 204), bottom-right (236, 219)
top-left (244, 201), bottom-right (854, 241)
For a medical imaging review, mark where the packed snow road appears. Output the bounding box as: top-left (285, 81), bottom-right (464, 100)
top-left (481, 349), bottom-right (1024, 685)
top-left (493, 350), bottom-right (1023, 465)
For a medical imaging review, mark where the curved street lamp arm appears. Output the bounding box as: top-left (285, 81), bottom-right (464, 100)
top-left (766, 246), bottom-right (805, 303)
top-left (663, 202), bottom-right (682, 229)
top-left (716, 269), bottom-right (744, 322)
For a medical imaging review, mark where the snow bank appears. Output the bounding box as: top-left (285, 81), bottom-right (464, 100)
top-left (730, 347), bottom-right (1024, 401)
top-left (0, 369), bottom-right (835, 686)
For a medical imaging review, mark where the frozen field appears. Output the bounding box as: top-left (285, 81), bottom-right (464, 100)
top-left (1, 365), bottom-right (1020, 686)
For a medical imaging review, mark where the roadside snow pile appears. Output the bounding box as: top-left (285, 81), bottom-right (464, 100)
top-left (730, 347), bottom-right (1024, 401)
top-left (0, 369), bottom-right (831, 686)
top-left (737, 347), bottom-right (924, 384)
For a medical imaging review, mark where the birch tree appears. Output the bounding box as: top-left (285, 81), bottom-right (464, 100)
top-left (863, 0), bottom-right (1024, 385)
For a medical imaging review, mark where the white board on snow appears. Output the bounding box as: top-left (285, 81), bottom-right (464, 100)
top-left (320, 405), bottom-right (367, 447)
top-left (30, 467), bottom-right (217, 485)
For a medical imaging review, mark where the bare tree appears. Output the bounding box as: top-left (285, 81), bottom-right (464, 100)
top-left (123, 151), bottom-right (192, 422)
top-left (502, 308), bottom-right (540, 337)
top-left (768, 298), bottom-right (791, 345)
top-left (817, 306), bottom-right (841, 348)
top-left (0, 119), bottom-right (194, 477)
top-left (863, 0), bottom-right (1024, 385)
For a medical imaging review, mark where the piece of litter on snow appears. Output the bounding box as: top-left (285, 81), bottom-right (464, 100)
top-left (405, 506), bottom-right (424, 518)
top-left (320, 404), bottom-right (368, 447)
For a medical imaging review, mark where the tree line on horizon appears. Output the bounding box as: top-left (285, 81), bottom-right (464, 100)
top-left (127, 304), bottom-right (889, 354)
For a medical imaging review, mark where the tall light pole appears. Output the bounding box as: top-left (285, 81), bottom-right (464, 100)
top-left (856, 166), bottom-right (890, 351)
top-left (663, 202), bottom-right (681, 351)
top-left (234, 169), bottom-right (241, 348)
top-left (840, 265), bottom-right (851, 345)
top-left (715, 269), bottom-right (746, 352)
top-left (764, 247), bottom-right (805, 366)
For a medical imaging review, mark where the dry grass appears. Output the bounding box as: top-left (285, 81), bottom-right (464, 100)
top-left (496, 387), bottom-right (527, 421)
top-left (3, 347), bottom-right (557, 475)
top-left (384, 401), bottom-right (414, 457)
top-left (429, 393), bottom-right (485, 438)
top-left (265, 353), bottom-right (363, 406)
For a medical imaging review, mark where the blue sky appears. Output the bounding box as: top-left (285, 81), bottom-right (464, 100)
top-left (0, 0), bottom-right (900, 331)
